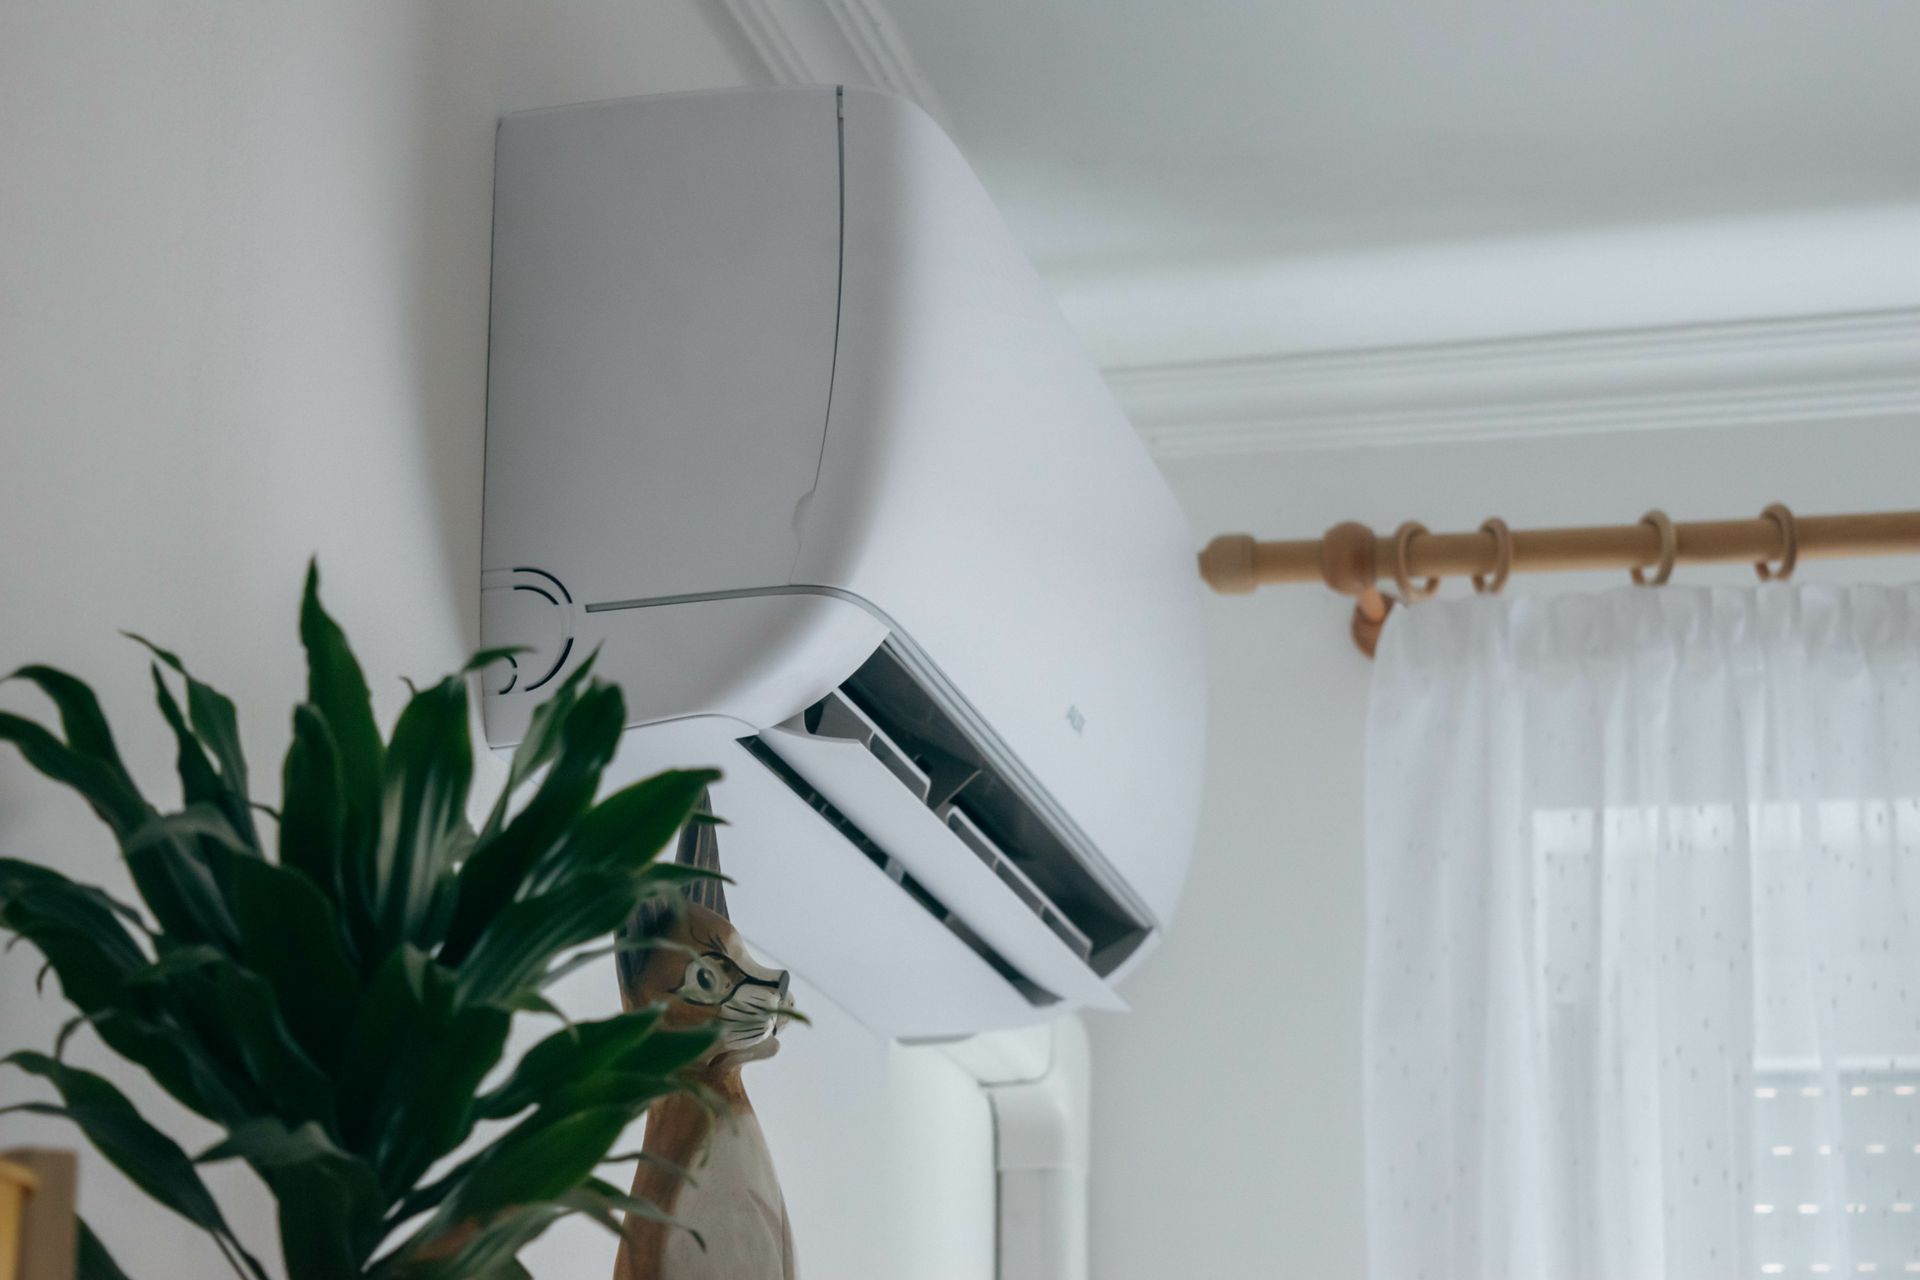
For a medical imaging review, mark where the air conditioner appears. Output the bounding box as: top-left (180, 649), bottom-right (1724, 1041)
top-left (480, 86), bottom-right (1206, 1038)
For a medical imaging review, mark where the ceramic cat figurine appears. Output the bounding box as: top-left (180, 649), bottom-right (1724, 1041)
top-left (613, 799), bottom-right (796, 1280)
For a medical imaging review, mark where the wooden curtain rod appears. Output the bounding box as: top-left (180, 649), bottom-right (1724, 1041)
top-left (1199, 507), bottom-right (1920, 656)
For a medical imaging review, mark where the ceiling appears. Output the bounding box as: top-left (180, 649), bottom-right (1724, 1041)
top-left (709, 0), bottom-right (1920, 446)
top-left (885, 0), bottom-right (1920, 280)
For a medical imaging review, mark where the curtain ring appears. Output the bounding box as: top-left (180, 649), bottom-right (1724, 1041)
top-left (1630, 509), bottom-right (1677, 586)
top-left (1392, 521), bottom-right (1440, 602)
top-left (1755, 502), bottom-right (1799, 582)
top-left (1472, 517), bottom-right (1512, 595)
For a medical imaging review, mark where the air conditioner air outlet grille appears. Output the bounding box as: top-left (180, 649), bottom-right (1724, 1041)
top-left (833, 643), bottom-right (1152, 977)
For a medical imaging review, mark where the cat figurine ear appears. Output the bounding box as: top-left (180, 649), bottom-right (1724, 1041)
top-left (613, 788), bottom-right (800, 1280)
top-left (677, 791), bottom-right (729, 919)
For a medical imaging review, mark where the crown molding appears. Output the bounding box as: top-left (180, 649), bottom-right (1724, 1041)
top-left (715, 0), bottom-right (947, 124)
top-left (1106, 308), bottom-right (1920, 458)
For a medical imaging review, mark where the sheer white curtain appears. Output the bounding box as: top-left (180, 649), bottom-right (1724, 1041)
top-left (1366, 585), bottom-right (1920, 1280)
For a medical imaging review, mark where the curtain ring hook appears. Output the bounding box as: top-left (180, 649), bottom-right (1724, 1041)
top-left (1630, 509), bottom-right (1677, 586)
top-left (1756, 502), bottom-right (1799, 582)
top-left (1472, 517), bottom-right (1513, 595)
top-left (1392, 521), bottom-right (1441, 602)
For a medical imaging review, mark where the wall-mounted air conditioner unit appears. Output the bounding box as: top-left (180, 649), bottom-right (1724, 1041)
top-left (481, 86), bottom-right (1206, 1038)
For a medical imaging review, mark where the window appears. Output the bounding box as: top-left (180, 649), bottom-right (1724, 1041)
top-left (1532, 800), bottom-right (1920, 1277)
top-left (1753, 1062), bottom-right (1920, 1275)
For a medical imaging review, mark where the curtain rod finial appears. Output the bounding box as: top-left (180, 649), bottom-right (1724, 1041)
top-left (1200, 534), bottom-right (1256, 594)
top-left (1322, 522), bottom-right (1378, 597)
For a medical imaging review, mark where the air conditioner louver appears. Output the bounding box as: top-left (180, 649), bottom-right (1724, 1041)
top-left (741, 736), bottom-right (1061, 1008)
top-left (745, 642), bottom-right (1151, 1013)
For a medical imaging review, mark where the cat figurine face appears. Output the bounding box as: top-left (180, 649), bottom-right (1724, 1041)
top-left (616, 797), bottom-right (791, 1067)
top-left (619, 896), bottom-right (791, 1065)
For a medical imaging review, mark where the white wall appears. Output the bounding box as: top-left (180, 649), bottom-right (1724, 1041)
top-left (1088, 419), bottom-right (1920, 1279)
top-left (0, 4), bottom-right (992, 1275)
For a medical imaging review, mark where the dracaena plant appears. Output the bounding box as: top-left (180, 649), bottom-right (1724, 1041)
top-left (0, 566), bottom-right (724, 1279)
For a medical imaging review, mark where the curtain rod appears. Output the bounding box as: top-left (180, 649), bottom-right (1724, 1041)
top-left (1199, 507), bottom-right (1920, 656)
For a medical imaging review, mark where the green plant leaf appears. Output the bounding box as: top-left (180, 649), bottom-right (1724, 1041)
top-left (203, 959), bottom-right (337, 1130)
top-left (118, 942), bottom-right (227, 988)
top-left (106, 943), bottom-right (329, 1131)
top-left (0, 858), bottom-right (150, 1011)
top-left (623, 863), bottom-right (730, 897)
top-left (379, 1203), bottom-right (567, 1280)
top-left (11, 921), bottom-right (130, 1020)
top-left (1, 1052), bottom-right (267, 1280)
top-left (298, 561), bottom-right (384, 869)
top-left (601, 1148), bottom-right (699, 1187)
top-left (144, 662), bottom-right (225, 817)
top-left (12, 913), bottom-right (133, 1017)
top-left (125, 805), bottom-right (253, 858)
top-left (504, 990), bottom-right (570, 1026)
top-left (448, 1104), bottom-right (635, 1222)
top-left (453, 867), bottom-right (653, 1007)
top-left (120, 812), bottom-right (239, 948)
top-left (462, 646), bottom-right (529, 676)
top-left (76, 1219), bottom-right (132, 1280)
top-left (370, 676), bottom-right (474, 947)
top-left (476, 651), bottom-right (601, 842)
top-left (334, 947), bottom-right (511, 1196)
top-left (279, 703), bottom-right (348, 913)
top-left (225, 854), bottom-right (357, 1073)
top-left (570, 1175), bottom-right (704, 1249)
top-left (0, 858), bottom-right (144, 928)
top-left (200, 1118), bottom-right (385, 1279)
top-left (592, 1026), bottom-right (717, 1082)
top-left (125, 803), bottom-right (262, 949)
top-left (527, 768), bottom-right (719, 894)
top-left (532, 931), bottom-right (665, 991)
top-left (439, 682), bottom-right (627, 965)
top-left (125, 636), bottom-right (258, 848)
top-left (5, 665), bottom-right (135, 786)
top-left (476, 1009), bottom-right (664, 1120)
top-left (89, 1007), bottom-right (250, 1125)
top-left (0, 711), bottom-right (150, 838)
top-left (512, 1071), bottom-right (681, 1123)
top-left (380, 1157), bottom-right (473, 1232)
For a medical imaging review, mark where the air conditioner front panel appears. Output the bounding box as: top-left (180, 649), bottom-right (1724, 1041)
top-left (484, 88), bottom-right (842, 608)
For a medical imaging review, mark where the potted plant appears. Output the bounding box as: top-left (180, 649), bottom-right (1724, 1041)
top-left (0, 566), bottom-right (726, 1278)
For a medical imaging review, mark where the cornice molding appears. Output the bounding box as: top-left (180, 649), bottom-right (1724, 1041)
top-left (1106, 308), bottom-right (1920, 458)
top-left (715, 0), bottom-right (947, 123)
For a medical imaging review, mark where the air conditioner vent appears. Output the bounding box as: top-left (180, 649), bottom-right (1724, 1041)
top-left (767, 642), bottom-right (1152, 980)
top-left (741, 736), bottom-right (1060, 1008)
top-left (944, 806), bottom-right (1093, 962)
